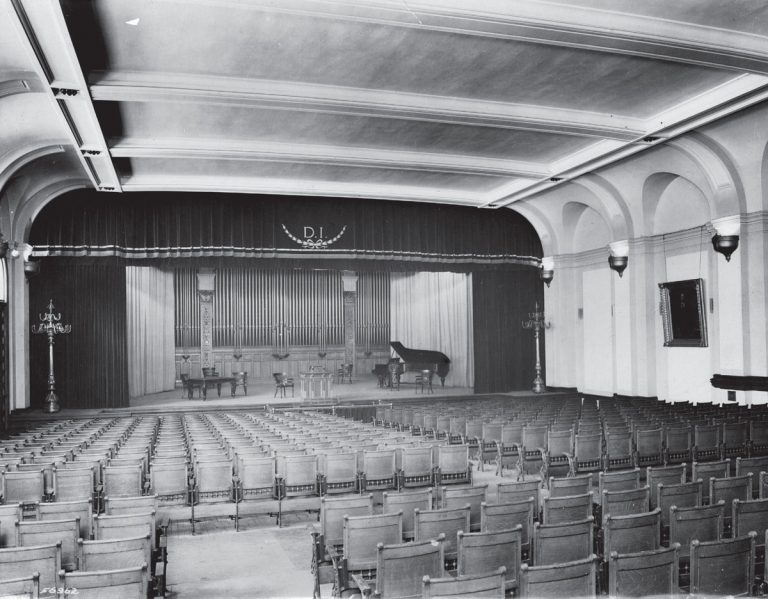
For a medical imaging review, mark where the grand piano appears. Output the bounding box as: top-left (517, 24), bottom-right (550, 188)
top-left (372, 341), bottom-right (451, 388)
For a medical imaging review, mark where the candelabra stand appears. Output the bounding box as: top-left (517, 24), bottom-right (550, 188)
top-left (521, 302), bottom-right (550, 394)
top-left (31, 299), bottom-right (71, 413)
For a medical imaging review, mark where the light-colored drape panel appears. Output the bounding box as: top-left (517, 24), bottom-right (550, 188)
top-left (126, 266), bottom-right (176, 397)
top-left (390, 272), bottom-right (474, 388)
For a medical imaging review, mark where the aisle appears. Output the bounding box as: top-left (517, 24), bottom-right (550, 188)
top-left (166, 523), bottom-right (316, 599)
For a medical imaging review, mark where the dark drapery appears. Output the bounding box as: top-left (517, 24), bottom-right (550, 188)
top-left (29, 191), bottom-right (542, 270)
top-left (29, 259), bottom-right (129, 409)
top-left (473, 269), bottom-right (544, 393)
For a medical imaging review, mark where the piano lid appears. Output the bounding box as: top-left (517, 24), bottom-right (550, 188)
top-left (390, 341), bottom-right (450, 365)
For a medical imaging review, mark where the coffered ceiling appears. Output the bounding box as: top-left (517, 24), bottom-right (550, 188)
top-left (3, 0), bottom-right (768, 211)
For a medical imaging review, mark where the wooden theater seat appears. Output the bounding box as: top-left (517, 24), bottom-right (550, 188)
top-left (608, 544), bottom-right (680, 598)
top-left (689, 533), bottom-right (757, 597)
top-left (58, 563), bottom-right (149, 599)
top-left (0, 542), bottom-right (61, 591)
top-left (422, 567), bottom-right (506, 599)
top-left (0, 573), bottom-right (39, 599)
top-left (457, 527), bottom-right (521, 592)
top-left (519, 555), bottom-right (599, 598)
top-left (532, 517), bottom-right (594, 566)
top-left (382, 489), bottom-right (432, 541)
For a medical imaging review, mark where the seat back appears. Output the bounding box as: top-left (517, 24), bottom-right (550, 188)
top-left (442, 485), bottom-right (487, 532)
top-left (549, 474), bottom-right (591, 498)
top-left (647, 464), bottom-right (686, 509)
top-left (574, 433), bottom-right (602, 463)
top-left (519, 555), bottom-right (598, 598)
top-left (532, 517), bottom-right (594, 566)
top-left (53, 466), bottom-right (94, 502)
top-left (543, 492), bottom-right (592, 525)
top-left (598, 469), bottom-right (640, 496)
top-left (497, 480), bottom-right (540, 519)
top-left (601, 486), bottom-right (650, 520)
top-left (149, 461), bottom-right (189, 503)
top-left (0, 504), bottom-right (22, 547)
top-left (94, 511), bottom-right (156, 551)
top-left (0, 573), bottom-right (39, 599)
top-left (481, 498), bottom-right (534, 546)
top-left (103, 465), bottom-right (144, 498)
top-left (711, 473), bottom-right (751, 506)
top-left (383, 489), bottom-right (432, 540)
top-left (375, 537), bottom-right (445, 599)
top-left (59, 563), bottom-right (148, 599)
top-left (17, 518), bottom-right (80, 571)
top-left (635, 428), bottom-right (663, 456)
top-left (321, 494), bottom-right (373, 549)
top-left (362, 449), bottom-right (396, 486)
top-left (2, 470), bottom-right (44, 503)
top-left (522, 426), bottom-right (548, 452)
top-left (401, 446), bottom-right (433, 480)
top-left (669, 502), bottom-right (724, 558)
top-left (343, 512), bottom-right (403, 571)
top-left (0, 542), bottom-right (61, 591)
top-left (657, 480), bottom-right (702, 527)
top-left (277, 454), bottom-right (317, 491)
top-left (732, 498), bottom-right (768, 543)
top-left (603, 509), bottom-right (661, 557)
top-left (691, 459), bottom-right (730, 502)
top-left (38, 499), bottom-right (93, 540)
top-left (78, 534), bottom-right (151, 572)
top-left (414, 506), bottom-right (471, 558)
top-left (735, 456), bottom-right (768, 498)
top-left (423, 567), bottom-right (506, 599)
top-left (104, 495), bottom-right (158, 515)
top-left (458, 527), bottom-right (521, 589)
top-left (547, 429), bottom-right (573, 456)
top-left (690, 533), bottom-right (756, 597)
top-left (608, 544), bottom-right (679, 598)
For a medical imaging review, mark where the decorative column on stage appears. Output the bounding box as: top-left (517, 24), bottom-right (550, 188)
top-left (197, 269), bottom-right (216, 372)
top-left (341, 271), bottom-right (358, 376)
top-left (522, 301), bottom-right (550, 394)
top-left (31, 299), bottom-right (71, 413)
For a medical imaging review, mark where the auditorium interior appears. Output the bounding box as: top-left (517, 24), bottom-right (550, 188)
top-left (2, 1), bottom-right (768, 598)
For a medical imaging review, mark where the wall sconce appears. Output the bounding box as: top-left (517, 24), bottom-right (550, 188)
top-left (608, 240), bottom-right (629, 278)
top-left (24, 260), bottom-right (39, 277)
top-left (711, 216), bottom-right (740, 263)
top-left (540, 256), bottom-right (554, 287)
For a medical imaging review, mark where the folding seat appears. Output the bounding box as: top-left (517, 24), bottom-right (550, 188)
top-left (664, 426), bottom-right (692, 465)
top-left (608, 544), bottom-right (679, 598)
top-left (689, 533), bottom-right (756, 597)
top-left (693, 424), bottom-right (722, 463)
top-left (17, 518), bottom-right (80, 571)
top-left (736, 455), bottom-right (768, 499)
top-left (422, 413), bottom-right (437, 438)
top-left (434, 444), bottom-right (471, 487)
top-left (318, 451), bottom-right (358, 495)
top-left (0, 573), bottom-right (39, 599)
top-left (399, 446), bottom-right (433, 489)
top-left (462, 420), bottom-right (483, 461)
top-left (356, 537), bottom-right (445, 599)
top-left (517, 425), bottom-right (548, 480)
top-left (603, 509), bottom-right (661, 557)
top-left (59, 563), bottom-right (149, 599)
top-left (360, 449), bottom-right (397, 492)
top-left (570, 432), bottom-right (603, 478)
top-left (601, 486), bottom-right (650, 520)
top-left (669, 502), bottom-right (725, 564)
top-left (732, 498), bottom-right (768, 562)
top-left (692, 459), bottom-right (730, 504)
top-left (38, 499), bottom-right (93, 541)
top-left (456, 527), bottom-right (520, 588)
top-left (0, 503), bottom-right (22, 547)
top-left (104, 494), bottom-right (158, 516)
top-left (543, 492), bottom-right (593, 525)
top-left (78, 534), bottom-right (152, 571)
top-left (711, 473), bottom-right (751, 531)
top-left (382, 488), bottom-right (432, 540)
top-left (647, 464), bottom-right (686, 509)
top-left (604, 431), bottom-right (634, 471)
top-left (103, 464), bottom-right (145, 498)
top-left (423, 567), bottom-right (506, 598)
top-left (414, 505), bottom-right (471, 564)
top-left (476, 422), bottom-right (502, 471)
top-left (519, 555), bottom-right (598, 598)
top-left (315, 494), bottom-right (374, 566)
top-left (598, 468), bottom-right (640, 496)
top-left (441, 485), bottom-right (487, 532)
top-left (435, 415), bottom-right (450, 440)
top-left (276, 454), bottom-right (319, 524)
top-left (723, 421), bottom-right (749, 460)
top-left (0, 543), bottom-right (61, 591)
top-left (542, 428), bottom-right (573, 479)
top-left (52, 465), bottom-right (95, 504)
top-left (657, 480), bottom-right (702, 532)
top-left (148, 460), bottom-right (190, 506)
top-left (750, 421), bottom-right (768, 456)
top-left (495, 424), bottom-right (522, 477)
top-left (635, 427), bottom-right (664, 469)
top-left (532, 517), bottom-right (594, 566)
top-left (1, 469), bottom-right (45, 511)
top-left (497, 480), bottom-right (541, 521)
top-left (93, 511), bottom-right (156, 553)
top-left (481, 498), bottom-right (535, 558)
top-left (549, 474), bottom-right (592, 498)
top-left (334, 512), bottom-right (403, 596)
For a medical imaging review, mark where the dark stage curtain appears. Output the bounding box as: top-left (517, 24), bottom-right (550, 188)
top-left (473, 269), bottom-right (544, 393)
top-left (29, 260), bottom-right (128, 409)
top-left (29, 191), bottom-right (542, 271)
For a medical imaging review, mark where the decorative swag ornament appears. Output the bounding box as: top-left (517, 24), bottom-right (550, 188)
top-left (29, 191), bottom-right (542, 271)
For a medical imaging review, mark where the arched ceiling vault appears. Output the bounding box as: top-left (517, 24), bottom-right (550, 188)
top-left (2, 0), bottom-right (768, 245)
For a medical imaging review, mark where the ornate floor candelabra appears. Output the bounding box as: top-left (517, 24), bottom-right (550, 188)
top-left (32, 299), bottom-right (71, 413)
top-left (522, 301), bottom-right (550, 394)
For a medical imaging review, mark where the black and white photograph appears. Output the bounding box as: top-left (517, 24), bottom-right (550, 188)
top-left (1, 1), bottom-right (768, 598)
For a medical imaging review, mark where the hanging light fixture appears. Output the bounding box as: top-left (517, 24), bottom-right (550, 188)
top-left (540, 256), bottom-right (554, 287)
top-left (711, 216), bottom-right (740, 263)
top-left (608, 240), bottom-right (629, 277)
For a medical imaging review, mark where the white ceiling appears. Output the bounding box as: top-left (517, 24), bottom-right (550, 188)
top-left (3, 0), bottom-right (768, 211)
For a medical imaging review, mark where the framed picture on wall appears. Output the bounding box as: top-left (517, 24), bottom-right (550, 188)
top-left (658, 278), bottom-right (708, 347)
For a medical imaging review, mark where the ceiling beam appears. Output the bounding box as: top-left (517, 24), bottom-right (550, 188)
top-left (238, 0), bottom-right (768, 75)
top-left (109, 137), bottom-right (548, 179)
top-left (89, 71), bottom-right (644, 141)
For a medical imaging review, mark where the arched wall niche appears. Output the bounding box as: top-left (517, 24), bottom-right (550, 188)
top-left (643, 172), bottom-right (711, 236)
top-left (563, 202), bottom-right (612, 253)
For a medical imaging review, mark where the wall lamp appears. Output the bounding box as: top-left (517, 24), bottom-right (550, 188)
top-left (608, 240), bottom-right (629, 277)
top-left (711, 216), bottom-right (740, 263)
top-left (540, 256), bottom-right (554, 287)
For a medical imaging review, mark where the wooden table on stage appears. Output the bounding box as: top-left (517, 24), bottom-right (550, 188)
top-left (185, 376), bottom-right (237, 400)
top-left (299, 371), bottom-right (334, 400)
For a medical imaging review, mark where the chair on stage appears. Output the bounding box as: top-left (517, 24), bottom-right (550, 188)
top-left (336, 363), bottom-right (353, 384)
top-left (232, 372), bottom-right (248, 396)
top-left (273, 373), bottom-right (294, 398)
